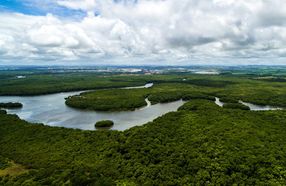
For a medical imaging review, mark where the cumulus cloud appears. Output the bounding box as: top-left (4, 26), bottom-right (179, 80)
top-left (1, 0), bottom-right (286, 64)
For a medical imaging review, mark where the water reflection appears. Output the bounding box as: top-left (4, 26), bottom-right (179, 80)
top-left (214, 97), bottom-right (283, 111)
top-left (239, 101), bottom-right (283, 111)
top-left (0, 84), bottom-right (184, 131)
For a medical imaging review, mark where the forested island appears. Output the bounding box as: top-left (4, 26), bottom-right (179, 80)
top-left (0, 102), bottom-right (22, 109)
top-left (95, 120), bottom-right (114, 128)
top-left (1, 67), bottom-right (286, 185)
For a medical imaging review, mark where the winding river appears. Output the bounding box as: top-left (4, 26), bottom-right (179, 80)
top-left (0, 83), bottom-right (185, 131)
top-left (1, 85), bottom-right (283, 131)
top-left (215, 97), bottom-right (283, 111)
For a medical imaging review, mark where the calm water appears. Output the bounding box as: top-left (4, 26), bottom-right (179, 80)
top-left (2, 87), bottom-right (281, 131)
top-left (0, 84), bottom-right (185, 131)
top-left (239, 101), bottom-right (283, 111)
top-left (215, 97), bottom-right (283, 111)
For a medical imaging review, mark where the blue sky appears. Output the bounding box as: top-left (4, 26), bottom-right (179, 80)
top-left (0, 0), bottom-right (286, 65)
top-left (0, 0), bottom-right (31, 14)
top-left (0, 0), bottom-right (86, 18)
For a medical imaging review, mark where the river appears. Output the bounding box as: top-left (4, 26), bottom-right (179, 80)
top-left (215, 97), bottom-right (283, 111)
top-left (2, 87), bottom-right (282, 131)
top-left (0, 83), bottom-right (185, 131)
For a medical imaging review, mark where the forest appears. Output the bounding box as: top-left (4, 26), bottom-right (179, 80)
top-left (1, 70), bottom-right (286, 185)
top-left (1, 99), bottom-right (286, 185)
top-left (64, 74), bottom-right (286, 111)
top-left (2, 70), bottom-right (286, 108)
top-left (0, 102), bottom-right (22, 109)
top-left (95, 120), bottom-right (114, 128)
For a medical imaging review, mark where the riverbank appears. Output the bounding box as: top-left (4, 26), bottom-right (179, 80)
top-left (0, 83), bottom-right (186, 131)
top-left (1, 99), bottom-right (286, 185)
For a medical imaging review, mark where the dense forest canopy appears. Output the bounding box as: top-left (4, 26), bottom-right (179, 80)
top-left (1, 99), bottom-right (286, 185)
top-left (95, 120), bottom-right (114, 128)
top-left (0, 102), bottom-right (22, 109)
top-left (64, 74), bottom-right (286, 111)
top-left (1, 70), bottom-right (286, 185)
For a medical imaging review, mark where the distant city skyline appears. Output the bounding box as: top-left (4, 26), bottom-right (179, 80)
top-left (1, 0), bottom-right (286, 65)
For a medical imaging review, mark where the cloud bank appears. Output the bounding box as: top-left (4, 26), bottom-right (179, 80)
top-left (1, 0), bottom-right (286, 65)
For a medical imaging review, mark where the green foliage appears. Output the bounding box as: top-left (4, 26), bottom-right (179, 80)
top-left (65, 83), bottom-right (216, 111)
top-left (95, 120), bottom-right (114, 128)
top-left (185, 79), bottom-right (235, 87)
top-left (0, 72), bottom-right (152, 96)
top-left (0, 110), bottom-right (7, 114)
top-left (219, 97), bottom-right (238, 103)
top-left (178, 99), bottom-right (220, 111)
top-left (66, 82), bottom-right (217, 111)
top-left (66, 88), bottom-right (149, 111)
top-left (182, 93), bottom-right (215, 101)
top-left (2, 70), bottom-right (286, 184)
top-left (0, 156), bottom-right (9, 170)
top-left (2, 70), bottom-right (286, 108)
top-left (1, 100), bottom-right (286, 184)
top-left (63, 74), bottom-right (286, 111)
top-left (148, 91), bottom-right (184, 104)
top-left (0, 102), bottom-right (23, 109)
top-left (223, 103), bottom-right (250, 110)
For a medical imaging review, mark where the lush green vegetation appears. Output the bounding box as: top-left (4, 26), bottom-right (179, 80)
top-left (2, 99), bottom-right (286, 185)
top-left (2, 69), bottom-right (286, 184)
top-left (223, 103), bottom-right (250, 110)
top-left (183, 79), bottom-right (235, 88)
top-left (148, 91), bottom-right (184, 104)
top-left (0, 110), bottom-right (7, 114)
top-left (66, 88), bottom-right (149, 111)
top-left (59, 73), bottom-right (286, 111)
top-left (0, 102), bottom-right (23, 109)
top-left (219, 97), bottom-right (238, 103)
top-left (2, 69), bottom-right (286, 108)
top-left (182, 93), bottom-right (216, 101)
top-left (178, 99), bottom-right (220, 111)
top-left (65, 83), bottom-right (218, 111)
top-left (0, 156), bottom-right (9, 170)
top-left (147, 91), bottom-right (214, 104)
top-left (95, 120), bottom-right (114, 128)
top-left (0, 72), bottom-right (151, 96)
top-left (0, 161), bottom-right (28, 177)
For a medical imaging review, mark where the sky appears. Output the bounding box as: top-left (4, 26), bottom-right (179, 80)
top-left (1, 0), bottom-right (286, 65)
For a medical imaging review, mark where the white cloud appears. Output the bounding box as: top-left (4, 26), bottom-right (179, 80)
top-left (1, 0), bottom-right (286, 64)
top-left (57, 0), bottom-right (98, 15)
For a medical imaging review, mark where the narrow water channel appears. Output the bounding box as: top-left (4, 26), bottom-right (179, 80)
top-left (215, 97), bottom-right (283, 111)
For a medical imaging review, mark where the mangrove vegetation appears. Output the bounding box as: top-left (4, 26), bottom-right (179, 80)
top-left (1, 99), bottom-right (286, 184)
top-left (95, 120), bottom-right (114, 128)
top-left (0, 102), bottom-right (22, 109)
top-left (1, 70), bottom-right (286, 184)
